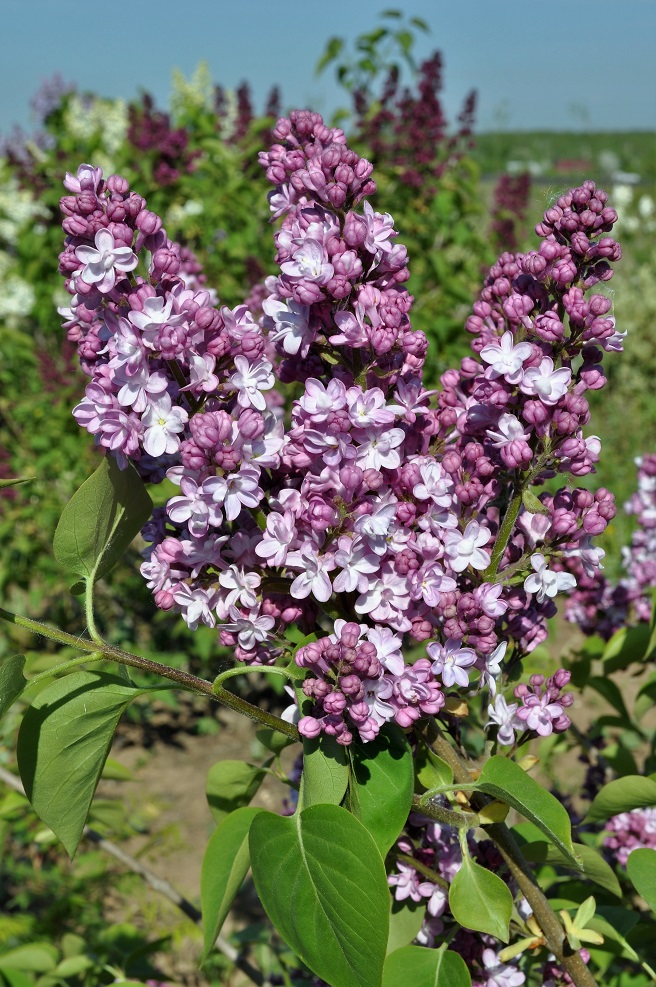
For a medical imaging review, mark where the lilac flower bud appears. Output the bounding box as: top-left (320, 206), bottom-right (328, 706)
top-left (106, 174), bottom-right (129, 194)
top-left (152, 247), bottom-right (180, 276)
top-left (238, 408), bottom-right (265, 439)
top-left (298, 716), bottom-right (322, 739)
top-left (136, 209), bottom-right (162, 235)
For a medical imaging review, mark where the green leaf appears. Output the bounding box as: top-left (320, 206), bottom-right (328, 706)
top-left (586, 676), bottom-right (632, 725)
top-left (53, 456), bottom-right (152, 588)
top-left (205, 760), bottom-right (266, 824)
top-left (585, 775), bottom-right (656, 824)
top-left (387, 899), bottom-right (425, 956)
top-left (297, 733), bottom-right (349, 810)
top-left (587, 907), bottom-right (640, 962)
top-left (316, 36), bottom-right (344, 75)
top-left (17, 671), bottom-right (147, 857)
top-left (626, 848), bottom-right (656, 911)
top-left (0, 476), bottom-right (35, 489)
top-left (521, 841), bottom-right (621, 899)
top-left (255, 727), bottom-right (296, 756)
top-left (348, 726), bottom-right (414, 856)
top-left (601, 623), bottom-right (652, 673)
top-left (415, 743), bottom-right (453, 792)
top-left (383, 945), bottom-right (471, 987)
top-left (477, 755), bottom-right (579, 866)
top-left (250, 804), bottom-right (389, 987)
top-left (0, 944), bottom-right (58, 973)
top-left (0, 656), bottom-right (27, 723)
top-left (201, 806), bottom-right (261, 961)
top-left (449, 851), bottom-right (512, 942)
top-left (100, 757), bottom-right (135, 781)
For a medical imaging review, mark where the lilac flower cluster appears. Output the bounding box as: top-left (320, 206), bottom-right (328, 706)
top-left (603, 807), bottom-right (656, 867)
top-left (565, 454), bottom-right (656, 638)
top-left (60, 114), bottom-right (623, 749)
top-left (487, 669), bottom-right (574, 746)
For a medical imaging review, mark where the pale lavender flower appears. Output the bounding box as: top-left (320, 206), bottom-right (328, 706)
top-left (141, 395), bottom-right (188, 457)
top-left (75, 229), bottom-right (138, 293)
top-left (443, 520), bottom-right (492, 573)
top-left (480, 948), bottom-right (525, 987)
top-left (222, 606), bottom-right (275, 649)
top-left (229, 356), bottom-right (275, 410)
top-left (519, 357), bottom-right (571, 405)
top-left (427, 638), bottom-right (478, 688)
top-left (524, 553), bottom-right (577, 602)
top-left (479, 331), bottom-right (533, 384)
top-left (487, 693), bottom-right (520, 746)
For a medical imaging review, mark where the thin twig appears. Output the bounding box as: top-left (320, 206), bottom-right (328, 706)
top-left (0, 766), bottom-right (271, 987)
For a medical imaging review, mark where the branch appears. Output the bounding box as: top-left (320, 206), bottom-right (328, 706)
top-left (0, 766), bottom-right (271, 987)
top-left (0, 606), bottom-right (300, 742)
top-left (428, 732), bottom-right (599, 987)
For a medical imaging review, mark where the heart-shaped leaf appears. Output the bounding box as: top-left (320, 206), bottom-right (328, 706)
top-left (383, 944), bottom-right (471, 987)
top-left (53, 456), bottom-right (152, 588)
top-left (585, 775), bottom-right (656, 824)
top-left (0, 655), bottom-right (27, 723)
top-left (250, 803), bottom-right (389, 987)
top-left (205, 760), bottom-right (267, 824)
top-left (449, 850), bottom-right (512, 942)
top-left (297, 732), bottom-right (349, 810)
top-left (348, 725), bottom-right (414, 856)
top-left (17, 671), bottom-right (149, 856)
top-left (201, 806), bottom-right (261, 960)
top-left (626, 848), bottom-right (656, 911)
top-left (477, 755), bottom-right (579, 866)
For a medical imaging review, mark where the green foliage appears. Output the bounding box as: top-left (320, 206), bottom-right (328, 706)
top-left (585, 776), bottom-right (656, 824)
top-left (477, 755), bottom-right (579, 865)
top-left (205, 759), bottom-right (268, 823)
top-left (448, 843), bottom-right (512, 942)
top-left (250, 804), bottom-right (390, 987)
top-left (16, 671), bottom-right (152, 856)
top-left (53, 457), bottom-right (152, 593)
top-left (347, 726), bottom-right (414, 856)
top-left (201, 806), bottom-right (261, 960)
top-left (383, 945), bottom-right (471, 987)
top-left (626, 849), bottom-right (656, 912)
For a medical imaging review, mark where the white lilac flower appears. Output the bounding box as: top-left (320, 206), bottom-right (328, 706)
top-left (128, 295), bottom-right (187, 347)
top-left (480, 331), bottom-right (533, 384)
top-left (366, 626), bottom-right (404, 676)
top-left (443, 520), bottom-right (492, 573)
top-left (427, 638), bottom-right (478, 689)
top-left (281, 238), bottom-right (334, 283)
top-left (333, 536), bottom-right (380, 594)
top-left (207, 465), bottom-right (263, 522)
top-left (229, 356), bottom-right (275, 410)
top-left (255, 511), bottom-right (296, 567)
top-left (74, 228), bottom-right (138, 293)
top-left (413, 460), bottom-right (454, 508)
top-left (480, 947), bottom-right (525, 987)
top-left (523, 553), bottom-right (577, 602)
top-left (519, 357), bottom-right (571, 405)
top-left (141, 394), bottom-right (188, 457)
top-left (480, 641), bottom-right (508, 696)
top-left (218, 566), bottom-right (261, 609)
top-left (172, 583), bottom-right (219, 631)
top-left (564, 537), bottom-right (605, 577)
top-left (487, 694), bottom-right (520, 746)
top-left (486, 413), bottom-right (531, 448)
top-left (345, 386), bottom-right (396, 427)
top-left (222, 606), bottom-right (275, 650)
top-left (262, 296), bottom-right (313, 356)
top-left (298, 377), bottom-right (347, 419)
top-left (354, 427), bottom-right (405, 471)
top-left (286, 550), bottom-right (335, 603)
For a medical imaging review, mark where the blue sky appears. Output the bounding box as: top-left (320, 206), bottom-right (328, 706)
top-left (2, 0), bottom-right (655, 136)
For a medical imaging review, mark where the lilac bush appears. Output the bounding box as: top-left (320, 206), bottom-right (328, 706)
top-left (2, 108), bottom-right (655, 987)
